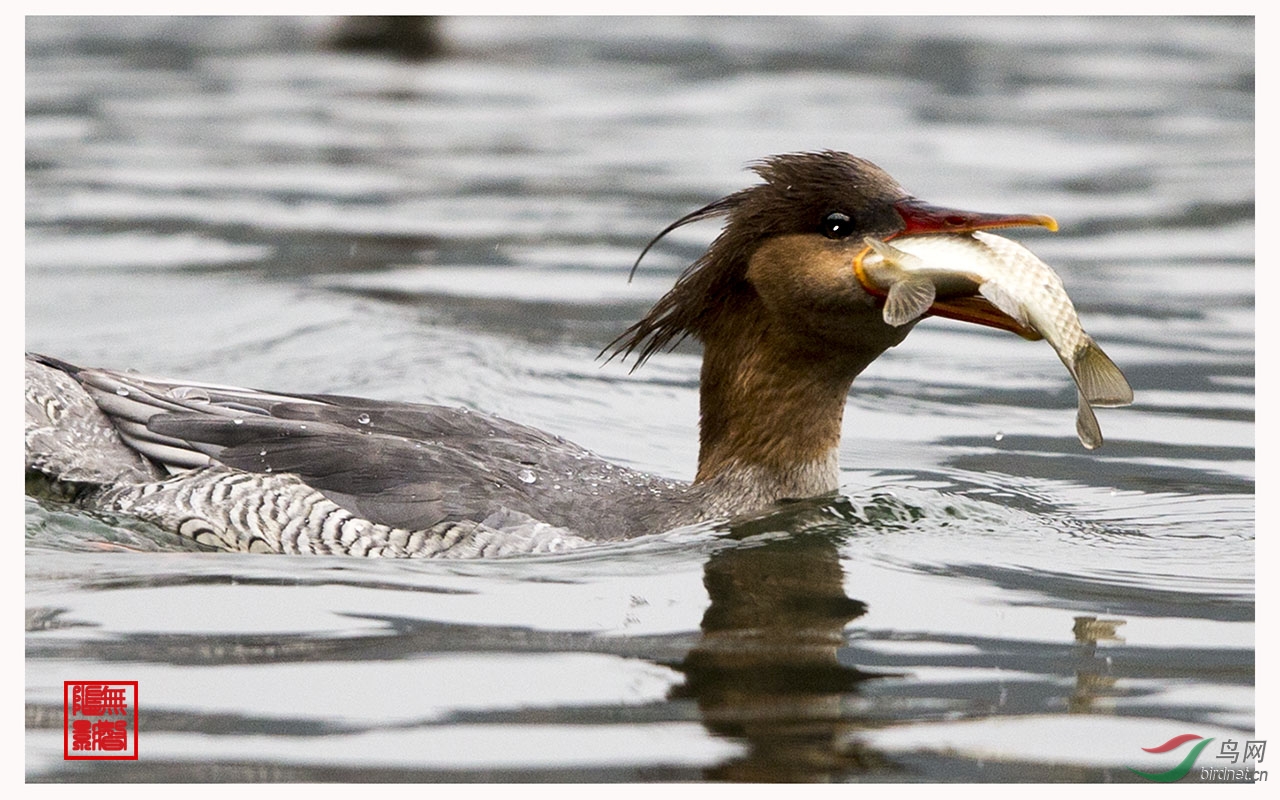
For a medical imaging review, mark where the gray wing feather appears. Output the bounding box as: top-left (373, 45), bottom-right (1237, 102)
top-left (30, 356), bottom-right (690, 540)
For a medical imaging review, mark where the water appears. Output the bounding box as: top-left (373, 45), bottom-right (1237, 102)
top-left (25, 17), bottom-right (1254, 782)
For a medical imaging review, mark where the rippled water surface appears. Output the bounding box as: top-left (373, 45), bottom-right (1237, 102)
top-left (25, 17), bottom-right (1254, 782)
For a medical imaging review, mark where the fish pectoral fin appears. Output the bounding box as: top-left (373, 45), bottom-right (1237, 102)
top-left (977, 282), bottom-right (1031, 329)
top-left (882, 277), bottom-right (937, 327)
top-left (1074, 339), bottom-right (1134, 407)
top-left (1075, 392), bottom-right (1103, 450)
top-left (865, 236), bottom-right (913, 265)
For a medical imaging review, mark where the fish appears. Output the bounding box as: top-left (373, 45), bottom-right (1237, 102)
top-left (854, 230), bottom-right (1134, 450)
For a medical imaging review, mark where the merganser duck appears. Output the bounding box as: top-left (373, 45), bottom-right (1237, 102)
top-left (25, 151), bottom-right (1056, 558)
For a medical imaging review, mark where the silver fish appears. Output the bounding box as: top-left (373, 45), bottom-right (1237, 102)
top-left (855, 231), bottom-right (1133, 449)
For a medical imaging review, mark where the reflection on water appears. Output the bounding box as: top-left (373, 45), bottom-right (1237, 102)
top-left (675, 522), bottom-right (887, 781)
top-left (26, 16), bottom-right (1253, 782)
top-left (26, 491), bottom-right (1254, 781)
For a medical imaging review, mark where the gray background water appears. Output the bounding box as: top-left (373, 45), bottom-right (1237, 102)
top-left (26, 16), bottom-right (1254, 782)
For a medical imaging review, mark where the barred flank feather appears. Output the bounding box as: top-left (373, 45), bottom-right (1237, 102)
top-left (91, 466), bottom-right (587, 558)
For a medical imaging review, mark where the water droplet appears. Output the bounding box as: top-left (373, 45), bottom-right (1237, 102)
top-left (517, 468), bottom-right (537, 484)
top-left (552, 484), bottom-right (561, 490)
top-left (259, 449), bottom-right (267, 456)
top-left (233, 418), bottom-right (244, 425)
top-left (994, 431), bottom-right (1005, 442)
top-left (115, 387), bottom-right (129, 396)
top-left (299, 424), bottom-right (307, 431)
top-left (264, 466), bottom-right (273, 473)
top-left (356, 413), bottom-right (371, 425)
top-left (174, 387), bottom-right (211, 402)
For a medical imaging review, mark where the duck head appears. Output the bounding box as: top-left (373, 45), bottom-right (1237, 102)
top-left (608, 151), bottom-right (1055, 498)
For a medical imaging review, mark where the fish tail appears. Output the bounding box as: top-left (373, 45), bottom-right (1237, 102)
top-left (1073, 337), bottom-right (1134, 407)
top-left (1075, 392), bottom-right (1103, 450)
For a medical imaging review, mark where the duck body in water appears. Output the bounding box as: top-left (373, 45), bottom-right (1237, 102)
top-left (25, 151), bottom-right (1057, 557)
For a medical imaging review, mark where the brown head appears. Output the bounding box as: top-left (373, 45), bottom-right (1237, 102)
top-left (607, 151), bottom-right (1055, 500)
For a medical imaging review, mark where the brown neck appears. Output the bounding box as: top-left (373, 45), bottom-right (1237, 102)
top-left (694, 297), bottom-right (883, 507)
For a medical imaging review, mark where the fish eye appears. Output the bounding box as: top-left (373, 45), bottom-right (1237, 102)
top-left (819, 211), bottom-right (854, 239)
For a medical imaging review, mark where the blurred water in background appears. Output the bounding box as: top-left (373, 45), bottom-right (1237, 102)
top-left (26, 16), bottom-right (1253, 782)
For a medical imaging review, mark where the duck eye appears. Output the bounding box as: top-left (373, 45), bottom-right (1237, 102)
top-left (820, 211), bottom-right (854, 239)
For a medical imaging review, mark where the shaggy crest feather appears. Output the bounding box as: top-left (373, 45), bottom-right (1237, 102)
top-left (603, 151), bottom-right (909, 368)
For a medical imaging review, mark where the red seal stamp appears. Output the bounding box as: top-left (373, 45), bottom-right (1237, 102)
top-left (63, 681), bottom-right (138, 760)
